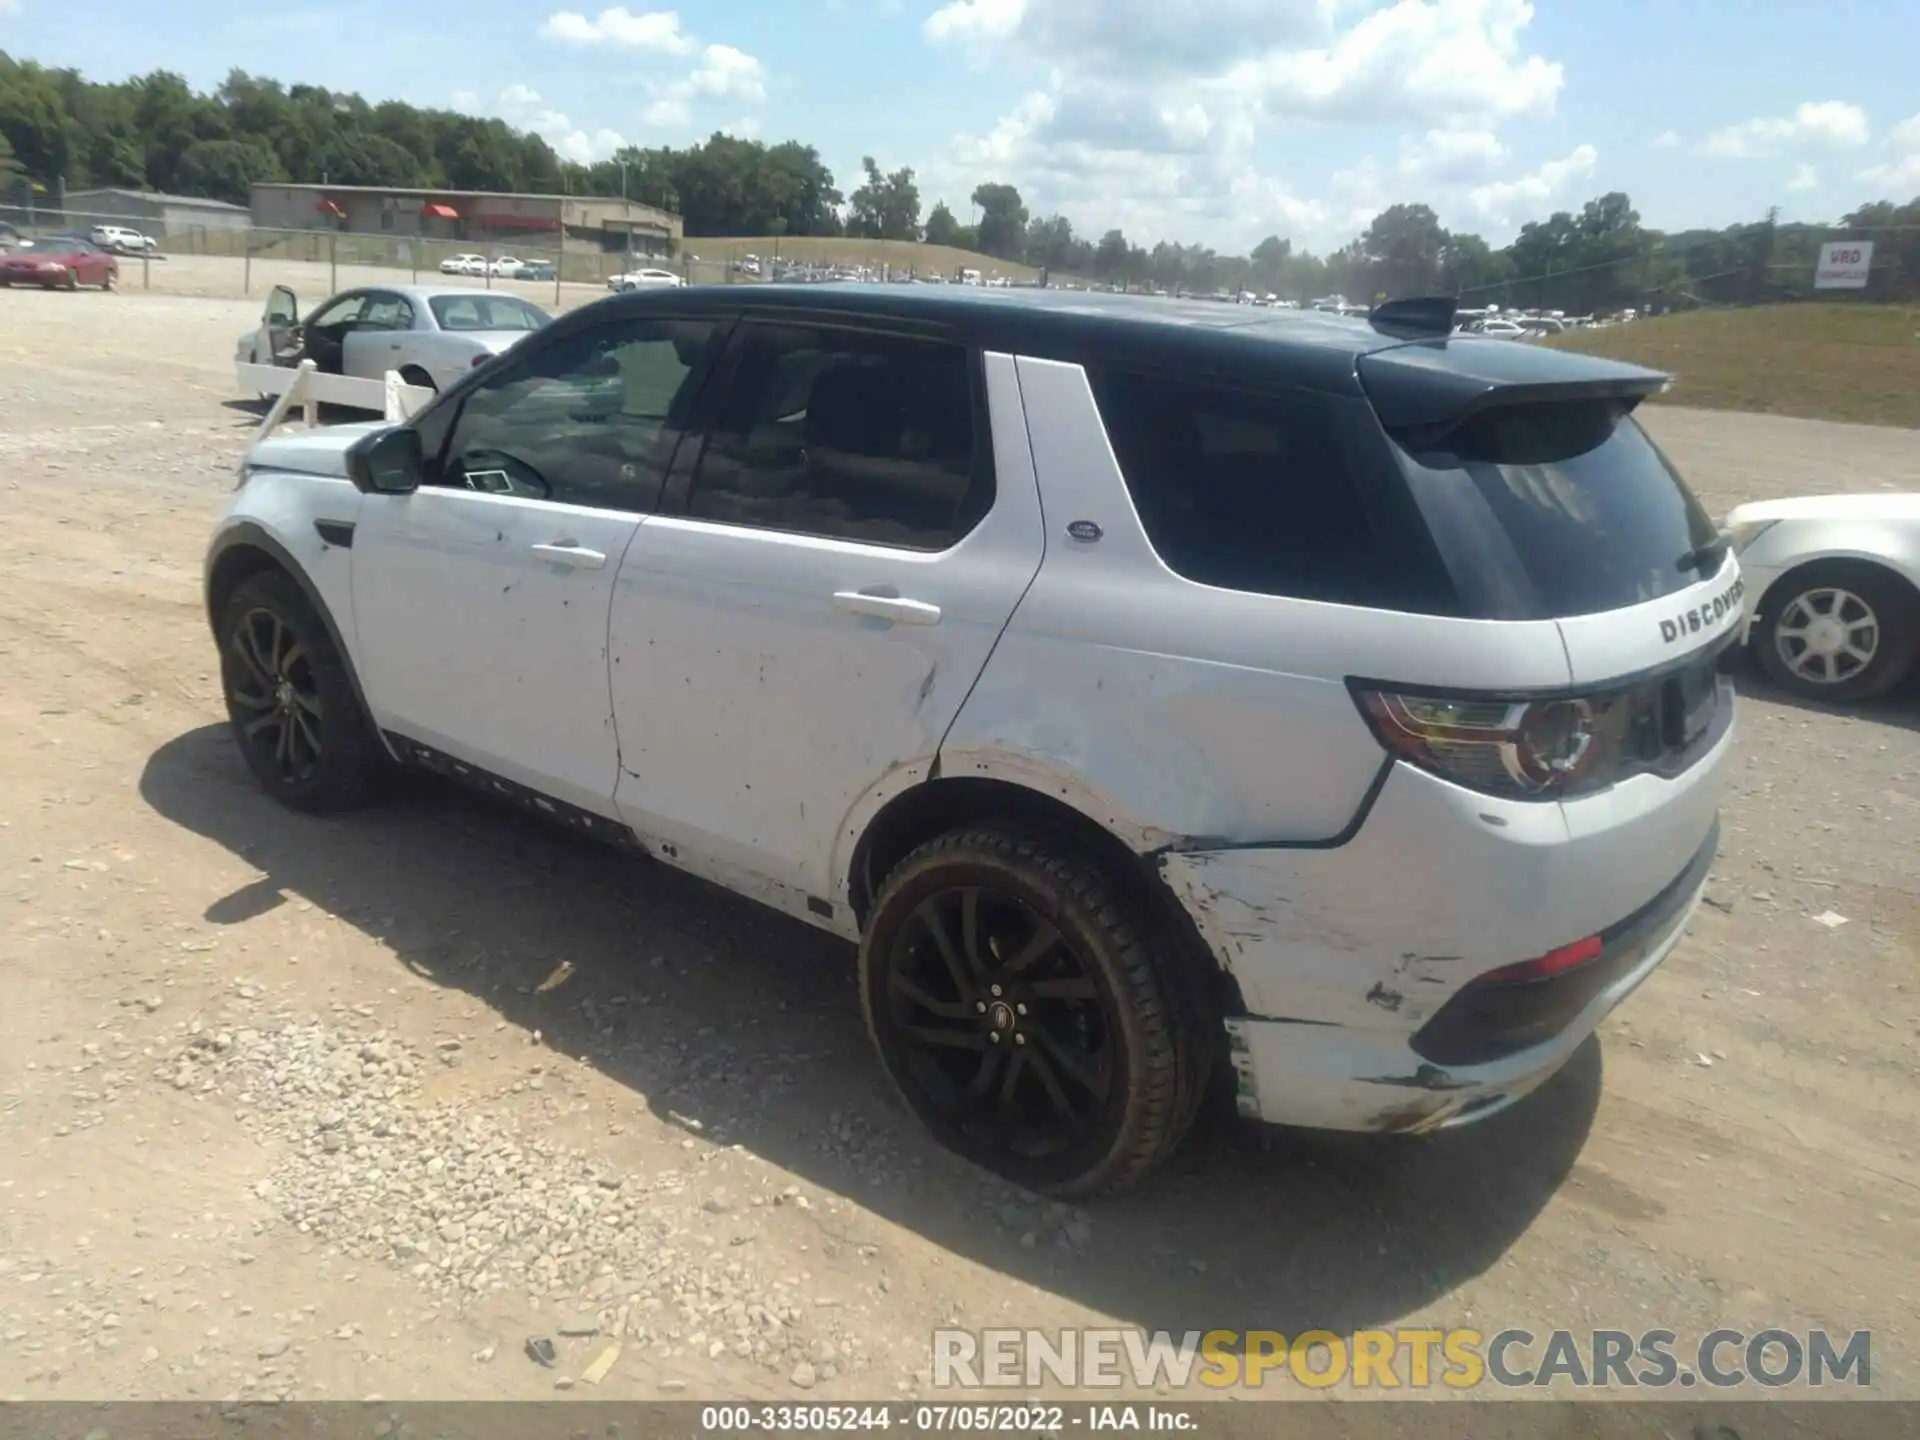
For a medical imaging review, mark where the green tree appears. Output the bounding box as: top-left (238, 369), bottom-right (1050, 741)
top-left (0, 131), bottom-right (22, 192)
top-left (177, 137), bottom-right (286, 205)
top-left (846, 155), bottom-right (920, 240)
top-left (1248, 234), bottom-right (1290, 292)
top-left (1357, 202), bottom-right (1448, 298)
top-left (970, 181), bottom-right (1027, 259)
top-left (923, 200), bottom-right (963, 247)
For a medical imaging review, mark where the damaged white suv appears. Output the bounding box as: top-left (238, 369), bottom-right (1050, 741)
top-left (204, 286), bottom-right (1740, 1195)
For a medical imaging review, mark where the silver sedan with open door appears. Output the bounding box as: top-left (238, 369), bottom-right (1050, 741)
top-left (234, 284), bottom-right (552, 402)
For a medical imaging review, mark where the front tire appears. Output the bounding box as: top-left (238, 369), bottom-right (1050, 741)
top-left (218, 570), bottom-right (385, 812)
top-left (859, 825), bottom-right (1207, 1196)
top-left (1753, 560), bottom-right (1919, 703)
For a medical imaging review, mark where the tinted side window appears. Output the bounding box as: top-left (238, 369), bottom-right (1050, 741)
top-left (437, 317), bottom-right (725, 512)
top-left (1088, 371), bottom-right (1454, 612)
top-left (687, 324), bottom-right (987, 551)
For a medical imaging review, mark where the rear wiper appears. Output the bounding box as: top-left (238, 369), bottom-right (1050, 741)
top-left (1676, 539), bottom-right (1728, 574)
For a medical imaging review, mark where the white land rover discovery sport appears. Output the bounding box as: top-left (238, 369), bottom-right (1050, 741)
top-left (204, 287), bottom-right (1741, 1195)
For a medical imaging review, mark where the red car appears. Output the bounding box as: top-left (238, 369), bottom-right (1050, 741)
top-left (0, 237), bottom-right (120, 291)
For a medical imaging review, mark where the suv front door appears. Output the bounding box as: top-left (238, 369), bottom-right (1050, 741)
top-left (350, 314), bottom-right (728, 817)
top-left (607, 321), bottom-right (1043, 913)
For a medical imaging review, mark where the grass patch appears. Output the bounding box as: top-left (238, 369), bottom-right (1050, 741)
top-left (1544, 304), bottom-right (1920, 428)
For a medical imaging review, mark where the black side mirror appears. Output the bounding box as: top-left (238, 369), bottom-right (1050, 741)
top-left (346, 426), bottom-right (424, 495)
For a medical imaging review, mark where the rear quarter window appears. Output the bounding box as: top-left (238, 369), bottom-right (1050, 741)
top-left (1087, 370), bottom-right (1458, 614)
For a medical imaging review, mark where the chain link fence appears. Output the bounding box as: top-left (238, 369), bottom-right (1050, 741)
top-left (1, 207), bottom-right (1047, 310)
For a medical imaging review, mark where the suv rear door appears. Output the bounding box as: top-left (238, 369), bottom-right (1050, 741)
top-left (606, 321), bottom-right (1043, 912)
top-left (1360, 341), bottom-right (1743, 685)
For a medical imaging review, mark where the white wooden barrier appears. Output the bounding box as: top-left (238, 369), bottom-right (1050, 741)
top-left (237, 358), bottom-right (436, 443)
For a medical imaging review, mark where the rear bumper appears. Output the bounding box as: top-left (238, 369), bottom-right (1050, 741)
top-left (1161, 690), bottom-right (1733, 1132)
top-left (1219, 826), bottom-right (1712, 1133)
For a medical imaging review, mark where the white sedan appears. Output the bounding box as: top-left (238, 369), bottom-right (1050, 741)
top-left (439, 253), bottom-right (487, 277)
top-left (608, 267), bottom-right (684, 292)
top-left (235, 283), bottom-right (551, 400)
top-left (487, 256), bottom-right (526, 278)
top-left (1724, 493), bottom-right (1920, 702)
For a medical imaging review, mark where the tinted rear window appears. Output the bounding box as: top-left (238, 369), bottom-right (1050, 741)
top-left (1088, 371), bottom-right (1457, 613)
top-left (1391, 399), bottom-right (1720, 620)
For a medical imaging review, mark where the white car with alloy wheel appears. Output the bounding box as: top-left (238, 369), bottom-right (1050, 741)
top-left (234, 283), bottom-right (551, 402)
top-left (439, 253), bottom-right (488, 277)
top-left (1723, 493), bottom-right (1920, 701)
top-left (203, 287), bottom-right (1739, 1196)
top-left (608, 267), bottom-right (684, 292)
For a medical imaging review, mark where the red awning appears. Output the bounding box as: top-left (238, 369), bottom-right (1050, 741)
top-left (422, 203), bottom-right (460, 220)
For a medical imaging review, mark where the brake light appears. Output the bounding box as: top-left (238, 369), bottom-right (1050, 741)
top-left (1353, 686), bottom-right (1634, 800)
top-left (1474, 935), bottom-right (1604, 985)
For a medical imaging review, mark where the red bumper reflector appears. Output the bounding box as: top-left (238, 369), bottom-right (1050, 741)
top-left (1475, 934), bottom-right (1604, 986)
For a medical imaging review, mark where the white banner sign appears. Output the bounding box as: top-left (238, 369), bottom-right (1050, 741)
top-left (1814, 240), bottom-right (1873, 289)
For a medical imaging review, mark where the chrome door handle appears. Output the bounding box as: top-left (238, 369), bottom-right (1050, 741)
top-left (531, 542), bottom-right (607, 570)
top-left (833, 590), bottom-right (942, 625)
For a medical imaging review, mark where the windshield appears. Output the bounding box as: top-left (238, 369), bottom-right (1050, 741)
top-left (430, 295), bottom-right (550, 331)
top-left (1393, 398), bottom-right (1721, 621)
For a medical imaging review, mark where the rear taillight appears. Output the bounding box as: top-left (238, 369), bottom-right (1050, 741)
top-left (1353, 686), bottom-right (1635, 800)
top-left (472, 354), bottom-right (491, 368)
top-left (1474, 935), bottom-right (1603, 985)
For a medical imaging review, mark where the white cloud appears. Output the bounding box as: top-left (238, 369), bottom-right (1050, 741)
top-left (1786, 164), bottom-right (1818, 193)
top-left (1700, 101), bottom-right (1869, 159)
top-left (918, 0), bottom-right (1585, 250)
top-left (1857, 112), bottom-right (1920, 193)
top-left (1466, 143), bottom-right (1598, 226)
top-left (0, 0), bottom-right (21, 15)
top-left (1397, 127), bottom-right (1507, 184)
top-left (642, 43), bottom-right (769, 128)
top-left (924, 0), bottom-right (1024, 45)
top-left (539, 6), bottom-right (695, 52)
top-left (688, 44), bottom-right (767, 101)
top-left (493, 84), bottom-right (628, 163)
top-left (1652, 129), bottom-right (1681, 149)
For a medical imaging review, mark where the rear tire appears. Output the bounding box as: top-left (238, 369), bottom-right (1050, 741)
top-left (398, 365), bottom-right (438, 393)
top-left (218, 570), bottom-right (386, 812)
top-left (1752, 559), bottom-right (1919, 703)
top-left (859, 824), bottom-right (1209, 1197)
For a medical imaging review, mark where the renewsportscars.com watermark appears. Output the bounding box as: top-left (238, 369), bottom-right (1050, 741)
top-left (933, 1327), bottom-right (1873, 1391)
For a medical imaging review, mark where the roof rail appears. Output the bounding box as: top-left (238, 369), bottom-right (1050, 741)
top-left (1367, 295), bottom-right (1457, 339)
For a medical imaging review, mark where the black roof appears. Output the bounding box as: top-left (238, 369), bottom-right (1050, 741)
top-left (564, 281), bottom-right (1667, 401)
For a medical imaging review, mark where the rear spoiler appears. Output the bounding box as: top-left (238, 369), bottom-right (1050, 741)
top-left (1357, 332), bottom-right (1671, 442)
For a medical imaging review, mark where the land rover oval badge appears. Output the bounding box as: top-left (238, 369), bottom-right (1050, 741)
top-left (1066, 520), bottom-right (1103, 543)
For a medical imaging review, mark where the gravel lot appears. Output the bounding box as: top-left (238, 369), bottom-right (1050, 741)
top-left (1, 283), bottom-right (1916, 1408)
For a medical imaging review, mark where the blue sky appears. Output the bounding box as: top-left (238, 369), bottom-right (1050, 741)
top-left (6, 0), bottom-right (1920, 252)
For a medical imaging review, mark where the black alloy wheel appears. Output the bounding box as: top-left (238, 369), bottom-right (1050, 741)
top-left (888, 884), bottom-right (1113, 1159)
top-left (218, 569), bottom-right (385, 812)
top-left (227, 604), bottom-right (326, 787)
top-left (861, 825), bottom-right (1209, 1196)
